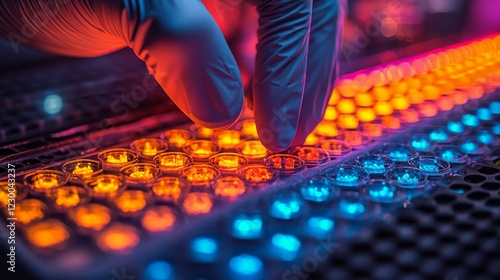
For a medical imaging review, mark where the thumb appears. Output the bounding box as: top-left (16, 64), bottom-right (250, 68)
top-left (0, 0), bottom-right (244, 129)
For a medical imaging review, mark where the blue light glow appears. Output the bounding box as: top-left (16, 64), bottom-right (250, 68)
top-left (460, 140), bottom-right (479, 154)
top-left (447, 121), bottom-right (464, 134)
top-left (389, 149), bottom-right (409, 162)
top-left (411, 135), bottom-right (432, 151)
top-left (476, 107), bottom-right (492, 121)
top-left (429, 128), bottom-right (449, 143)
top-left (476, 130), bottom-right (493, 145)
top-left (493, 122), bottom-right (500, 135)
top-left (229, 254), bottom-right (263, 276)
top-left (367, 182), bottom-right (397, 203)
top-left (490, 101), bottom-right (500, 115)
top-left (271, 233), bottom-right (301, 261)
top-left (440, 147), bottom-right (464, 163)
top-left (307, 217), bottom-right (334, 233)
top-left (301, 177), bottom-right (334, 202)
top-left (231, 215), bottom-right (262, 240)
top-left (358, 155), bottom-right (390, 174)
top-left (269, 193), bottom-right (303, 219)
top-left (145, 261), bottom-right (173, 280)
top-left (190, 237), bottom-right (218, 262)
top-left (338, 199), bottom-right (366, 217)
top-left (43, 94), bottom-right (63, 115)
top-left (419, 163), bottom-right (439, 172)
top-left (461, 114), bottom-right (479, 127)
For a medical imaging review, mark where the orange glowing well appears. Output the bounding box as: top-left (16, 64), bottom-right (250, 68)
top-left (337, 131), bottom-right (370, 148)
top-left (265, 155), bottom-right (305, 174)
top-left (13, 199), bottom-right (46, 224)
top-left (152, 177), bottom-right (185, 203)
top-left (236, 140), bottom-right (269, 159)
top-left (303, 133), bottom-right (320, 146)
top-left (213, 176), bottom-right (246, 199)
top-left (121, 163), bottom-right (159, 187)
top-left (323, 106), bottom-right (338, 121)
top-left (62, 159), bottom-right (103, 180)
top-left (88, 174), bottom-right (124, 199)
top-left (98, 148), bottom-right (138, 169)
top-left (213, 130), bottom-right (245, 150)
top-left (141, 206), bottom-right (177, 232)
top-left (154, 152), bottom-right (193, 173)
top-left (130, 138), bottom-right (167, 157)
top-left (240, 120), bottom-right (259, 139)
top-left (95, 223), bottom-right (140, 252)
top-left (183, 140), bottom-right (220, 159)
top-left (209, 153), bottom-right (248, 173)
top-left (336, 99), bottom-right (357, 114)
top-left (381, 115), bottom-right (402, 129)
top-left (0, 182), bottom-right (26, 207)
top-left (315, 120), bottom-right (339, 137)
top-left (49, 186), bottom-right (87, 209)
top-left (179, 165), bottom-right (220, 186)
top-left (68, 204), bottom-right (111, 231)
top-left (337, 114), bottom-right (359, 129)
top-left (316, 140), bottom-right (352, 157)
top-left (237, 164), bottom-right (279, 185)
top-left (289, 146), bottom-right (330, 166)
top-left (192, 124), bottom-right (214, 139)
top-left (162, 129), bottom-right (195, 149)
top-left (182, 192), bottom-right (213, 215)
top-left (114, 190), bottom-right (149, 214)
top-left (24, 170), bottom-right (68, 192)
top-left (26, 219), bottom-right (69, 249)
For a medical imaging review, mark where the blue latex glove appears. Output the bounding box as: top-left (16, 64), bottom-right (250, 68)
top-left (0, 0), bottom-right (345, 151)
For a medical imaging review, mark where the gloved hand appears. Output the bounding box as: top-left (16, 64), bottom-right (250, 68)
top-left (0, 0), bottom-right (345, 151)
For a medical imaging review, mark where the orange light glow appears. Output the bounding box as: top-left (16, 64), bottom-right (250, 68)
top-left (88, 174), bottom-right (124, 199)
top-left (192, 124), bottom-right (214, 139)
top-left (183, 140), bottom-right (220, 159)
top-left (114, 190), bottom-right (149, 214)
top-left (179, 165), bottom-right (220, 187)
top-left (68, 204), bottom-right (111, 231)
top-left (336, 79), bottom-right (358, 98)
top-left (213, 176), bottom-right (246, 199)
top-left (152, 177), bottom-right (185, 203)
top-left (154, 152), bottom-right (193, 173)
top-left (24, 170), bottom-right (68, 192)
top-left (265, 154), bottom-right (305, 171)
top-left (303, 133), bottom-right (320, 146)
top-left (163, 129), bottom-right (195, 149)
top-left (315, 140), bottom-right (351, 157)
top-left (381, 115), bottom-right (401, 129)
top-left (141, 206), bottom-right (177, 232)
top-left (436, 96), bottom-right (455, 111)
top-left (360, 123), bottom-right (384, 138)
top-left (328, 89), bottom-right (341, 105)
top-left (213, 130), bottom-right (245, 150)
top-left (374, 101), bottom-right (394, 116)
top-left (372, 86), bottom-right (391, 101)
top-left (236, 140), bottom-right (269, 159)
top-left (26, 219), bottom-right (69, 249)
top-left (131, 138), bottom-right (167, 157)
top-left (289, 146), bottom-right (330, 165)
top-left (418, 102), bottom-right (438, 117)
top-left (122, 163), bottom-right (159, 187)
top-left (12, 199), bottom-right (46, 224)
top-left (337, 132), bottom-right (370, 148)
top-left (240, 120), bottom-right (259, 139)
top-left (0, 182), bottom-right (26, 207)
top-left (315, 120), bottom-right (339, 137)
top-left (336, 99), bottom-right (356, 114)
top-left (63, 159), bottom-right (102, 180)
top-left (95, 223), bottom-right (140, 252)
top-left (237, 165), bottom-right (278, 185)
top-left (182, 193), bottom-right (213, 215)
top-left (399, 109), bottom-right (420, 123)
top-left (391, 96), bottom-right (410, 110)
top-left (451, 90), bottom-right (468, 105)
top-left (98, 148), bottom-right (138, 169)
top-left (323, 106), bottom-right (338, 120)
top-left (209, 153), bottom-right (248, 173)
top-left (48, 186), bottom-right (87, 209)
top-left (337, 114), bottom-right (359, 129)
top-left (354, 92), bottom-right (374, 107)
top-left (356, 107), bottom-right (376, 122)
